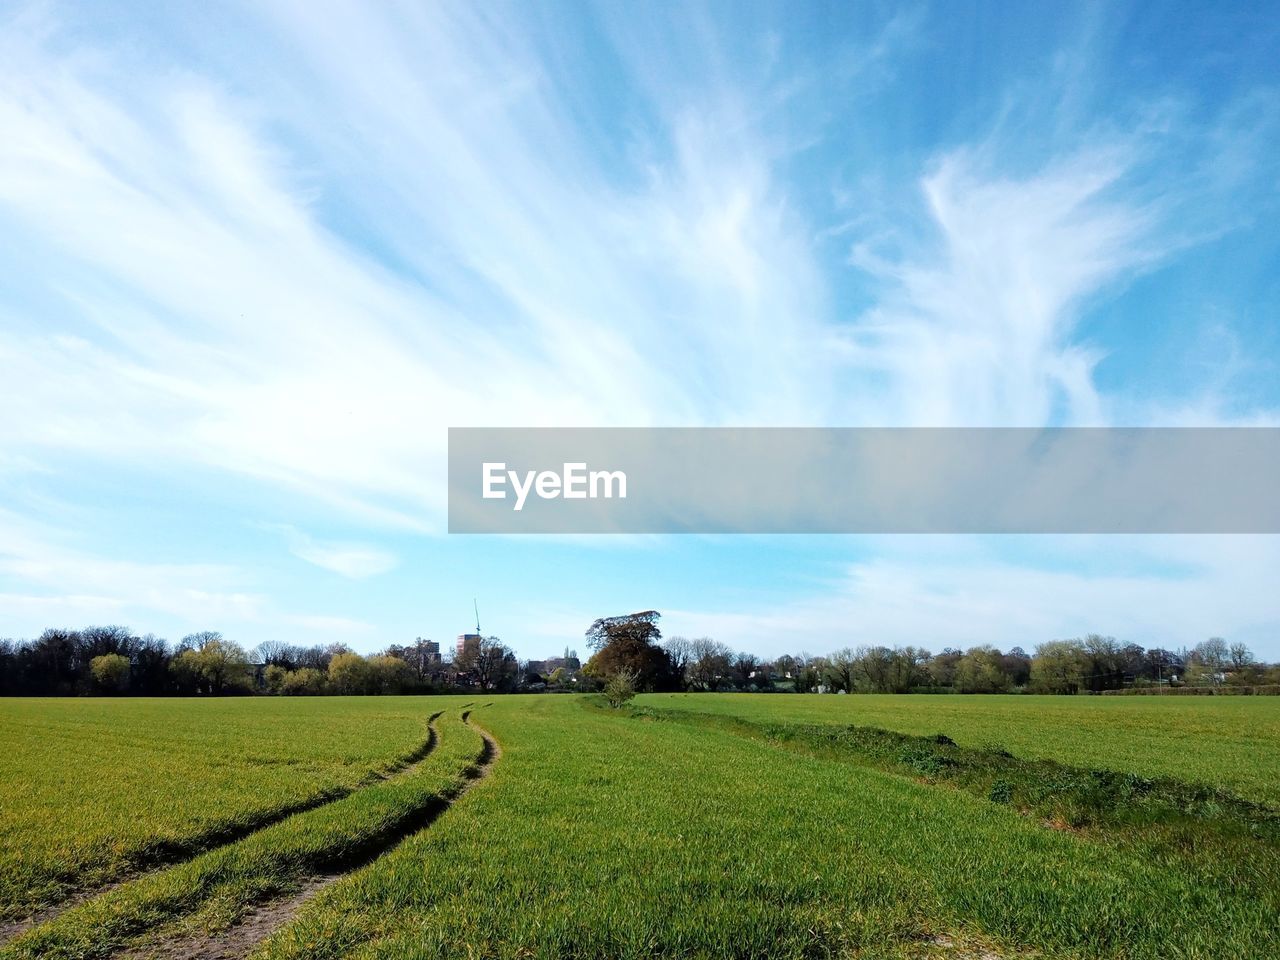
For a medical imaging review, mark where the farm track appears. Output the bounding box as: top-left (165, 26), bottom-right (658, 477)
top-left (0, 713), bottom-right (444, 949)
top-left (118, 711), bottom-right (501, 960)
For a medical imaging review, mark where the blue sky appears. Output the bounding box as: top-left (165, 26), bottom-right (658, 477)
top-left (1, 1), bottom-right (1278, 660)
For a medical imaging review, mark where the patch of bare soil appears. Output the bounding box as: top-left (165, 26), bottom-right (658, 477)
top-left (0, 880), bottom-right (128, 946)
top-left (919, 933), bottom-right (1022, 959)
top-left (122, 877), bottom-right (336, 960)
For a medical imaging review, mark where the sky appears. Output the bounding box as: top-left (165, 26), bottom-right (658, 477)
top-left (1, 1), bottom-right (1279, 661)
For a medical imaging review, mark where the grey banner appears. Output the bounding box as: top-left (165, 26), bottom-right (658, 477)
top-left (447, 428), bottom-right (1280, 534)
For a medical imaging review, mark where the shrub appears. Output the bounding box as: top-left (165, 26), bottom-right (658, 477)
top-left (604, 670), bottom-right (638, 708)
top-left (898, 746), bottom-right (953, 777)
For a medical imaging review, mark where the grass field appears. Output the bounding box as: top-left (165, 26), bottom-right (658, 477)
top-left (638, 692), bottom-right (1280, 805)
top-left (2, 694), bottom-right (1278, 959)
top-left (0, 698), bottom-right (450, 919)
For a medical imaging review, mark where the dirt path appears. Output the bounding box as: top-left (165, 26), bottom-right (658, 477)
top-left (0, 713), bottom-right (443, 949)
top-left (119, 713), bottom-right (501, 960)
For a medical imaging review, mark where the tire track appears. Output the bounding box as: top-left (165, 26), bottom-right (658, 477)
top-left (0, 712), bottom-right (443, 949)
top-left (116, 711), bottom-right (501, 960)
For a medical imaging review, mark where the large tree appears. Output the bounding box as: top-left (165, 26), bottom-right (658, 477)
top-left (584, 612), bottom-right (675, 692)
top-left (171, 634), bottom-right (251, 695)
top-left (90, 653), bottom-right (131, 693)
top-left (456, 636), bottom-right (518, 691)
top-left (585, 611), bottom-right (662, 652)
top-left (1031, 639), bottom-right (1086, 694)
top-left (954, 646), bottom-right (1011, 694)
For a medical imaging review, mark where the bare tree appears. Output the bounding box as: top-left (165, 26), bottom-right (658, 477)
top-left (456, 636), bottom-right (517, 691)
top-left (687, 637), bottom-right (732, 691)
top-left (663, 636), bottom-right (692, 686)
top-left (1229, 642), bottom-right (1256, 671)
top-left (254, 640), bottom-right (299, 669)
top-left (825, 647), bottom-right (858, 693)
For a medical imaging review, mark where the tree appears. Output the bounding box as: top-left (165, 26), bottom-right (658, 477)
top-left (281, 667), bottom-right (327, 695)
top-left (264, 664), bottom-right (288, 694)
top-left (383, 638), bottom-right (442, 682)
top-left (888, 646), bottom-right (931, 692)
top-left (928, 648), bottom-right (964, 688)
top-left (329, 652), bottom-right (374, 694)
top-left (1030, 639), bottom-right (1086, 694)
top-left (792, 654), bottom-right (825, 693)
top-left (848, 646), bottom-right (927, 693)
top-left (584, 614), bottom-right (676, 692)
top-left (1000, 647), bottom-right (1033, 688)
top-left (1229, 642), bottom-right (1255, 671)
top-left (1142, 647), bottom-right (1181, 683)
top-left (686, 637), bottom-right (732, 691)
top-left (368, 654), bottom-right (415, 694)
top-left (456, 636), bottom-right (518, 691)
top-left (1081, 634), bottom-right (1125, 692)
top-left (90, 653), bottom-right (130, 693)
top-left (1192, 637), bottom-right (1230, 672)
top-left (825, 648), bottom-right (858, 693)
top-left (663, 636), bottom-right (693, 687)
top-left (954, 646), bottom-right (1011, 694)
top-left (132, 634), bottom-right (172, 695)
top-left (255, 640), bottom-right (302, 671)
top-left (178, 630), bottom-right (223, 653)
top-left (81, 626), bottom-right (136, 661)
top-left (171, 635), bottom-right (250, 695)
top-left (26, 629), bottom-right (82, 695)
top-left (585, 611), bottom-right (662, 652)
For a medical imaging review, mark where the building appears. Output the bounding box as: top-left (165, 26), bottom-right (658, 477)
top-left (456, 633), bottom-right (481, 658)
top-left (415, 637), bottom-right (442, 665)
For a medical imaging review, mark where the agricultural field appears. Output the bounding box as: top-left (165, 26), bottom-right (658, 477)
top-left (0, 697), bottom-right (453, 918)
top-left (2, 694), bottom-right (1278, 960)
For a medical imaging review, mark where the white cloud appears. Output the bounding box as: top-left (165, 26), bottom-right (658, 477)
top-left (0, 2), bottom-right (835, 535)
top-left (274, 525), bottom-right (398, 579)
top-left (0, 509), bottom-right (378, 643)
top-left (0, 3), bottom-right (1276, 653)
top-left (664, 535), bottom-right (1280, 657)
top-left (836, 143), bottom-right (1156, 427)
top-left (0, 509), bottom-right (265, 628)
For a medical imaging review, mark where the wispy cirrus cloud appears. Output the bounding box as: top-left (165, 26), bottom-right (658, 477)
top-left (0, 509), bottom-right (264, 628)
top-left (0, 509), bottom-right (375, 641)
top-left (271, 525), bottom-right (398, 579)
top-left (0, 1), bottom-right (834, 532)
top-left (0, 2), bottom-right (1277, 654)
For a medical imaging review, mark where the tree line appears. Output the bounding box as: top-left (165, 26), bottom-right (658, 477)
top-left (2, 616), bottom-right (1275, 696)
top-left (580, 613), bottom-right (1279, 695)
top-left (0, 628), bottom-right (522, 696)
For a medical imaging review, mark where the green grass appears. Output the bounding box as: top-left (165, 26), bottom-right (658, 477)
top-left (4, 694), bottom-right (1278, 959)
top-left (255, 696), bottom-right (1280, 960)
top-left (637, 692), bottom-right (1280, 805)
top-left (0, 697), bottom-right (457, 920)
top-left (2, 707), bottom-right (484, 960)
